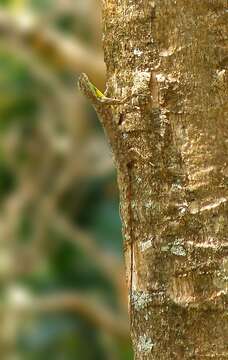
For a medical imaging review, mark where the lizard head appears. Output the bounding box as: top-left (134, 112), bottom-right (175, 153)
top-left (78, 73), bottom-right (105, 100)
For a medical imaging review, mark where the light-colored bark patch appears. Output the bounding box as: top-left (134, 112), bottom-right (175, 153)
top-left (137, 335), bottom-right (154, 354)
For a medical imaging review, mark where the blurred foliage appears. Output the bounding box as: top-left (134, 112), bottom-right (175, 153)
top-left (0, 0), bottom-right (132, 359)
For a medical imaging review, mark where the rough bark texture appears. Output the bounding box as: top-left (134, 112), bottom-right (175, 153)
top-left (102, 1), bottom-right (228, 359)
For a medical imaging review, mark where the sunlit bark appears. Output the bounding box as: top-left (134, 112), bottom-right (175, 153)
top-left (102, 1), bottom-right (228, 359)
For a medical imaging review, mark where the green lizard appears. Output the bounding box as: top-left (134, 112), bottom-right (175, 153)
top-left (78, 73), bottom-right (135, 330)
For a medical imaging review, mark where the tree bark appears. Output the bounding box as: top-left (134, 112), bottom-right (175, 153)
top-left (101, 1), bottom-right (228, 359)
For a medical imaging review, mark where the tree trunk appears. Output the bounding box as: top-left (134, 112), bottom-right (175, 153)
top-left (101, 1), bottom-right (228, 359)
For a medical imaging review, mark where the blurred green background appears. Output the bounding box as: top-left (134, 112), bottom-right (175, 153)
top-left (0, 0), bottom-right (132, 358)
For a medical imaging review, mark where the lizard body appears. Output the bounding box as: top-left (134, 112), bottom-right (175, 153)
top-left (78, 73), bottom-right (134, 329)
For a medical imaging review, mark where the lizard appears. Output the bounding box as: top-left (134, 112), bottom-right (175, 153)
top-left (78, 73), bottom-right (135, 329)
